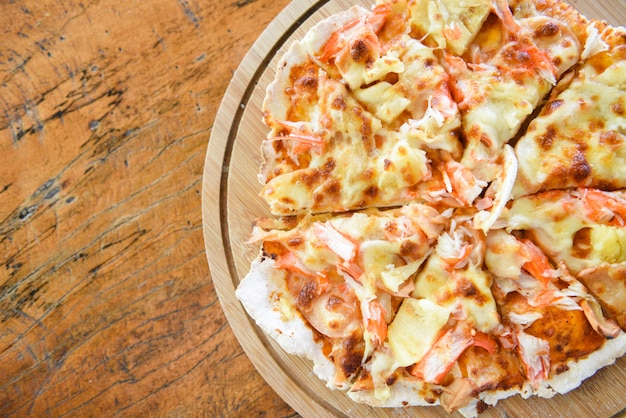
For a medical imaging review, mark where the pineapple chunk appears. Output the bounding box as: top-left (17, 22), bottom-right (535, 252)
top-left (387, 298), bottom-right (450, 367)
top-left (589, 225), bottom-right (626, 265)
top-left (408, 0), bottom-right (492, 55)
top-left (380, 258), bottom-right (426, 293)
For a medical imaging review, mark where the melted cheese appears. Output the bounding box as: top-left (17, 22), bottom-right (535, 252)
top-left (485, 230), bottom-right (530, 279)
top-left (262, 65), bottom-right (437, 214)
top-left (514, 46), bottom-right (626, 196)
top-left (454, 63), bottom-right (550, 180)
top-left (354, 80), bottom-right (411, 124)
top-left (461, 267), bottom-right (501, 332)
top-left (387, 298), bottom-right (450, 367)
top-left (380, 257), bottom-right (428, 293)
top-left (506, 190), bottom-right (626, 274)
top-left (259, 3), bottom-right (480, 215)
top-left (352, 37), bottom-right (449, 123)
top-left (413, 242), bottom-right (500, 333)
top-left (261, 40), bottom-right (457, 214)
top-left (407, 0), bottom-right (492, 55)
top-left (260, 204), bottom-right (446, 311)
top-left (336, 42), bottom-right (404, 92)
top-left (451, 13), bottom-right (582, 181)
top-left (347, 34), bottom-right (463, 155)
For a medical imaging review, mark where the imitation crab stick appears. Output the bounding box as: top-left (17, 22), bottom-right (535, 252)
top-left (572, 188), bottom-right (626, 226)
top-left (366, 300), bottom-right (388, 346)
top-left (274, 251), bottom-right (328, 284)
top-left (515, 330), bottom-right (550, 388)
top-left (318, 3), bottom-right (391, 63)
top-left (269, 133), bottom-right (326, 154)
top-left (493, 0), bottom-right (558, 84)
top-left (519, 239), bottom-right (555, 286)
top-left (442, 158), bottom-right (486, 207)
top-left (442, 23), bottom-right (463, 42)
top-left (269, 120), bottom-right (327, 154)
top-left (313, 222), bottom-right (359, 263)
top-left (410, 323), bottom-right (497, 384)
top-left (580, 299), bottom-right (621, 339)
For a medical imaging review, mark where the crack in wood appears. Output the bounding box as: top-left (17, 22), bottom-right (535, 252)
top-left (232, 0), bottom-right (258, 7)
top-left (176, 0), bottom-right (200, 28)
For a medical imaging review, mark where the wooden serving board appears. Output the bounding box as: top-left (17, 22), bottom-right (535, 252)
top-left (203, 1), bottom-right (626, 417)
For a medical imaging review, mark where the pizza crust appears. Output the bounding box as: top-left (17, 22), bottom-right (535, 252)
top-left (235, 256), bottom-right (337, 387)
top-left (347, 380), bottom-right (440, 408)
top-left (536, 331), bottom-right (626, 397)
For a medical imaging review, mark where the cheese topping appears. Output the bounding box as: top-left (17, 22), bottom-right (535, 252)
top-left (506, 189), bottom-right (626, 274)
top-left (388, 298), bottom-right (451, 367)
top-left (413, 224), bottom-right (500, 333)
top-left (451, 11), bottom-right (582, 181)
top-left (405, 0), bottom-right (492, 55)
top-left (514, 43), bottom-right (626, 197)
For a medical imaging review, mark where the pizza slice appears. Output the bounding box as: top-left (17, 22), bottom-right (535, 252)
top-left (238, 194), bottom-right (626, 417)
top-left (323, 32), bottom-right (463, 154)
top-left (485, 229), bottom-right (626, 398)
top-left (261, 4), bottom-right (489, 215)
top-left (503, 188), bottom-right (626, 329)
top-left (445, 0), bottom-right (585, 182)
top-left (513, 24), bottom-right (626, 197)
top-left (238, 206), bottom-right (528, 415)
top-left (312, 3), bottom-right (462, 147)
top-left (261, 61), bottom-right (425, 215)
top-left (345, 214), bottom-right (626, 415)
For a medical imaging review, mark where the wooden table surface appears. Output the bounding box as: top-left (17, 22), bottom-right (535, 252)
top-left (0, 0), bottom-right (296, 416)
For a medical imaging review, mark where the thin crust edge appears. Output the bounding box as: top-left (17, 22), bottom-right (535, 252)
top-left (235, 256), bottom-right (337, 386)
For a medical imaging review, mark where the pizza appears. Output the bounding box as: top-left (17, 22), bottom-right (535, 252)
top-left (235, 0), bottom-right (626, 416)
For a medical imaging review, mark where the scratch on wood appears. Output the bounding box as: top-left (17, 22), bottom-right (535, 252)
top-left (101, 229), bottom-right (148, 251)
top-left (0, 271), bottom-right (51, 323)
top-left (89, 264), bottom-right (102, 275)
top-left (4, 96), bottom-right (46, 143)
top-left (18, 206), bottom-right (37, 221)
top-left (152, 29), bottom-right (166, 51)
top-left (10, 308), bottom-right (51, 333)
top-left (114, 327), bottom-right (223, 414)
top-left (0, 183), bottom-right (12, 194)
top-left (3, 52), bottom-right (32, 85)
top-left (176, 0), bottom-right (200, 28)
top-left (84, 227), bottom-right (149, 278)
top-left (0, 177), bottom-right (62, 246)
top-left (44, 187), bottom-right (61, 200)
top-left (33, 179), bottom-right (55, 198)
top-left (1, 57), bottom-right (131, 147)
top-left (232, 0), bottom-right (258, 7)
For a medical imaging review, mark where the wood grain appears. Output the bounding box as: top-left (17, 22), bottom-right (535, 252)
top-left (205, 1), bottom-right (626, 417)
top-left (0, 0), bottom-right (295, 416)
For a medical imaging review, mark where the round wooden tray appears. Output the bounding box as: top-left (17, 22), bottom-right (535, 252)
top-left (202, 1), bottom-right (626, 417)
